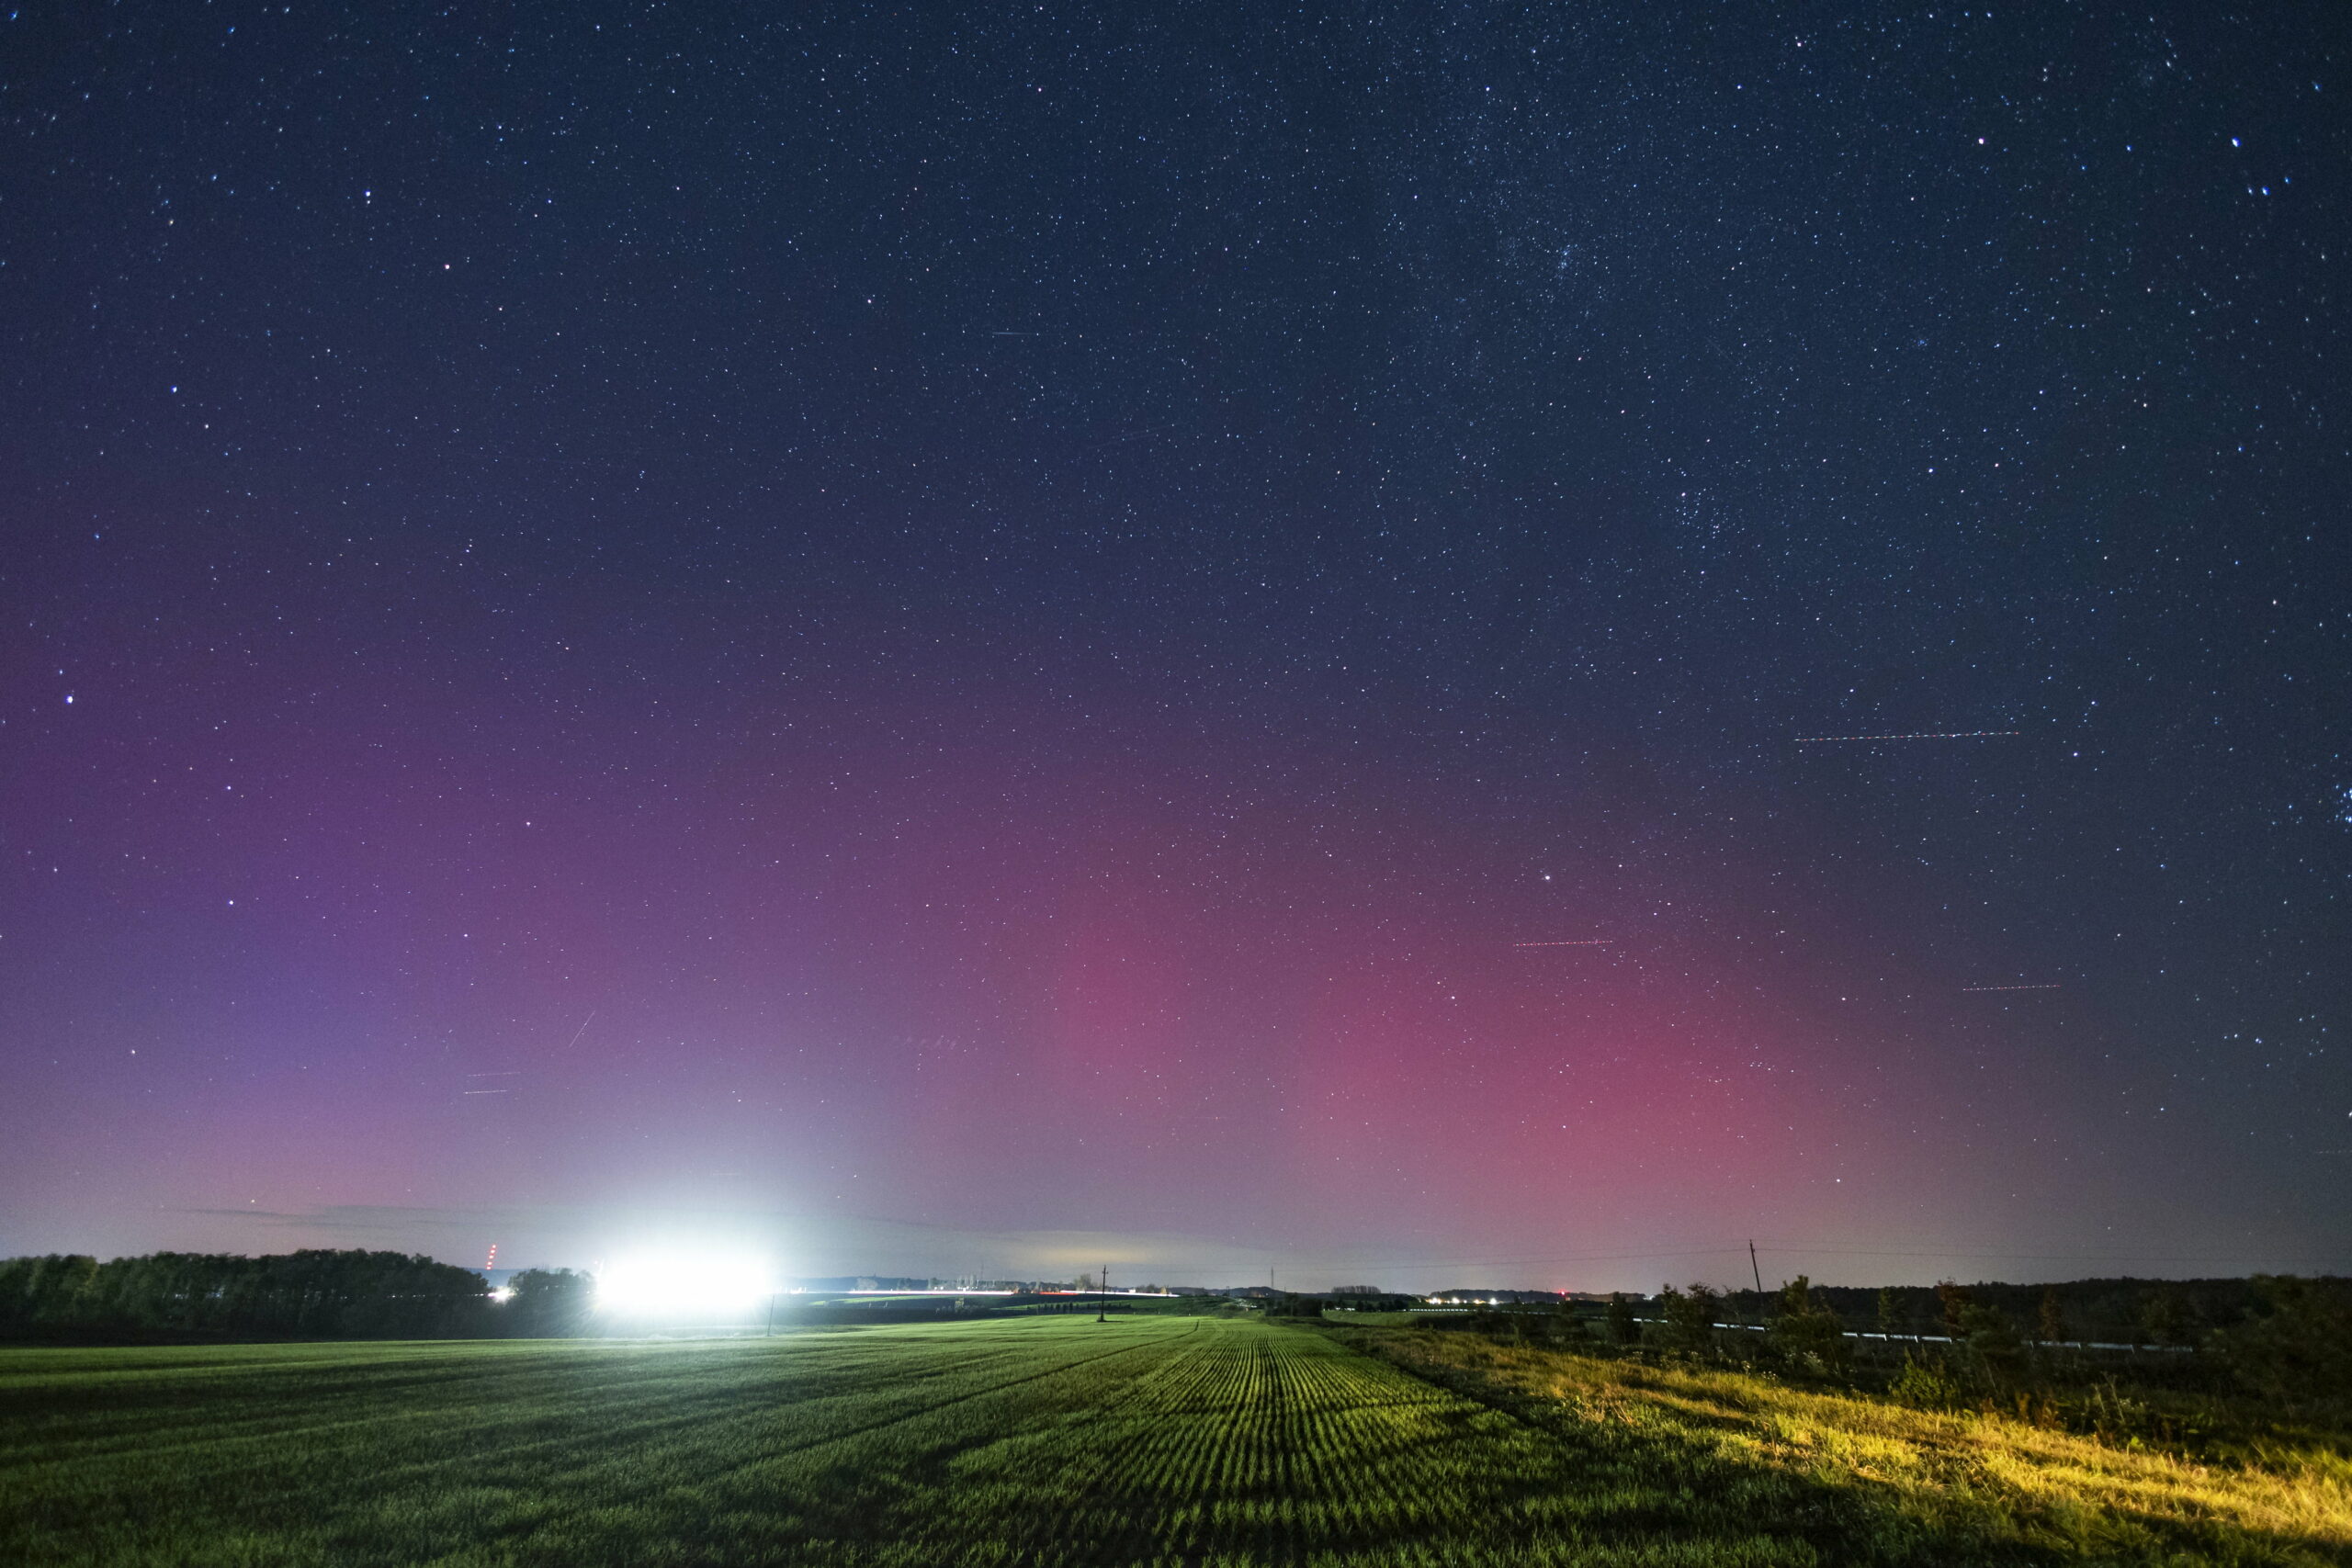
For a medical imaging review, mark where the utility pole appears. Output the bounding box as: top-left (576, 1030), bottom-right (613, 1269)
top-left (1748, 1241), bottom-right (1763, 1295)
top-left (1096, 1262), bottom-right (1109, 1323)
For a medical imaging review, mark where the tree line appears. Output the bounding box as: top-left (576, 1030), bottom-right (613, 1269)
top-left (1779, 1274), bottom-right (2317, 1349)
top-left (0, 1251), bottom-right (598, 1342)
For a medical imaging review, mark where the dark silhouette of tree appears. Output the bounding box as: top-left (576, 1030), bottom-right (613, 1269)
top-left (2037, 1288), bottom-right (2068, 1346)
top-left (2141, 1287), bottom-right (2201, 1348)
top-left (0, 1250), bottom-right (492, 1342)
top-left (1768, 1276), bottom-right (1849, 1371)
top-left (1956, 1303), bottom-right (2025, 1382)
top-left (1604, 1292), bottom-right (1640, 1347)
top-left (2218, 1276), bottom-right (2352, 1400)
top-left (506, 1268), bottom-right (594, 1337)
top-left (1658, 1283), bottom-right (1720, 1355)
top-left (1551, 1298), bottom-right (1592, 1344)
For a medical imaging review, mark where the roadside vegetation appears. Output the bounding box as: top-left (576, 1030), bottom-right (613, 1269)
top-left (1348, 1322), bottom-right (2352, 1563)
top-left (1409, 1275), bottom-right (2352, 1463)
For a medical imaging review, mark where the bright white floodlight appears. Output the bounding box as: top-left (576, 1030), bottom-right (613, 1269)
top-left (594, 1252), bottom-right (777, 1317)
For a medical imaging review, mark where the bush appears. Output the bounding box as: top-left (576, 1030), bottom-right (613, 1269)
top-left (1604, 1293), bottom-right (1641, 1348)
top-left (1657, 1283), bottom-right (1721, 1356)
top-left (1551, 1305), bottom-right (1593, 1345)
top-left (1957, 1303), bottom-right (2026, 1383)
top-left (2219, 1276), bottom-right (2352, 1401)
top-left (1889, 1352), bottom-right (1966, 1410)
top-left (1767, 1277), bottom-right (1849, 1372)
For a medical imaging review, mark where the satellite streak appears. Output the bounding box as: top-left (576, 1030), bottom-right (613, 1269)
top-left (1962, 984), bottom-right (2062, 992)
top-left (1794, 730), bottom-right (2018, 742)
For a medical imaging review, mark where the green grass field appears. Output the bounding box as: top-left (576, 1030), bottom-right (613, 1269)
top-left (3, 1315), bottom-right (2346, 1565)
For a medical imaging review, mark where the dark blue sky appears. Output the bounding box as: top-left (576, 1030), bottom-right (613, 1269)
top-left (3, 3), bottom-right (2346, 1289)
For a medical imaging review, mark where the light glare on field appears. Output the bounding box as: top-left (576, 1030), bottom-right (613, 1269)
top-left (594, 1252), bottom-right (777, 1316)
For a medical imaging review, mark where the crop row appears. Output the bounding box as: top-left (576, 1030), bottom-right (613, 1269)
top-left (17, 1314), bottom-right (2272, 1564)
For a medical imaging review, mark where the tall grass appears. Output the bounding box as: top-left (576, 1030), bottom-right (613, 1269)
top-left (1347, 1324), bottom-right (2352, 1566)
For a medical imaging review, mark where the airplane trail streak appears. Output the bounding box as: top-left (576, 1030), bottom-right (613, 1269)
top-left (1962, 984), bottom-right (2062, 992)
top-left (1794, 730), bottom-right (2019, 742)
top-left (1514, 941), bottom-right (1611, 948)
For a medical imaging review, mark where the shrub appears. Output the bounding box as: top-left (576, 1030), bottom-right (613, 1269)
top-left (2218, 1275), bottom-right (2352, 1401)
top-left (1657, 1282), bottom-right (1721, 1356)
top-left (1889, 1352), bottom-right (1967, 1410)
top-left (1767, 1276), bottom-right (1849, 1372)
top-left (1957, 1303), bottom-right (2026, 1383)
top-left (1604, 1293), bottom-right (1641, 1348)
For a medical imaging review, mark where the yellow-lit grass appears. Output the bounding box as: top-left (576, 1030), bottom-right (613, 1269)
top-left (1356, 1327), bottom-right (2352, 1565)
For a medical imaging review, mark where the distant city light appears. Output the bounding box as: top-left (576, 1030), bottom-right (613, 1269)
top-left (594, 1252), bottom-right (779, 1316)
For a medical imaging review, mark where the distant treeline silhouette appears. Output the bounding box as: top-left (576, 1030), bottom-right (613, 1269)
top-left (0, 1251), bottom-right (594, 1342)
top-left (1733, 1276), bottom-right (2341, 1351)
top-left (1422, 1276), bottom-right (2341, 1350)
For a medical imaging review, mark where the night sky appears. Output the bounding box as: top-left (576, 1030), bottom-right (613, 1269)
top-left (4, 4), bottom-right (2346, 1292)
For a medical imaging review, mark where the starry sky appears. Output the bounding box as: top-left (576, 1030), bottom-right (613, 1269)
top-left (3, 3), bottom-right (2346, 1291)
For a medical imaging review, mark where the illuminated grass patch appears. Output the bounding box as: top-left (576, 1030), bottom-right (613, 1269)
top-left (1347, 1325), bottom-right (2352, 1566)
